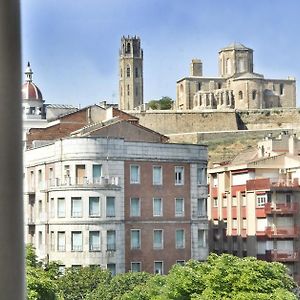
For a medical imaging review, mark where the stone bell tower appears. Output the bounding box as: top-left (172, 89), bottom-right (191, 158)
top-left (119, 35), bottom-right (143, 110)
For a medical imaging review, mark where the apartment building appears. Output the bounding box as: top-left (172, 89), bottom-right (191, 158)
top-left (208, 132), bottom-right (300, 281)
top-left (24, 136), bottom-right (208, 274)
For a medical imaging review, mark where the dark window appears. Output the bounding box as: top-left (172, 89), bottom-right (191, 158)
top-left (127, 85), bottom-right (130, 96)
top-left (197, 82), bottom-right (201, 91)
top-left (238, 91), bottom-right (243, 100)
top-left (252, 90), bottom-right (257, 100)
top-left (280, 83), bottom-right (284, 95)
top-left (126, 66), bottom-right (130, 77)
top-left (135, 67), bottom-right (138, 78)
top-left (126, 42), bottom-right (131, 54)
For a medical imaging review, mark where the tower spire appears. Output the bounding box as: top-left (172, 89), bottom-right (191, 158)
top-left (25, 61), bottom-right (33, 82)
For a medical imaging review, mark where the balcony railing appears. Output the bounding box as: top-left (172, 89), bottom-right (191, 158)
top-left (247, 178), bottom-right (300, 191)
top-left (270, 250), bottom-right (299, 262)
top-left (265, 202), bottom-right (299, 215)
top-left (265, 226), bottom-right (300, 238)
top-left (47, 176), bottom-right (120, 189)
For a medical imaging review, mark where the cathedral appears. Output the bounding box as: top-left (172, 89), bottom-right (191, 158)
top-left (176, 43), bottom-right (296, 110)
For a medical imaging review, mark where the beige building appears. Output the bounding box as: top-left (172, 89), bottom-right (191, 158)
top-left (176, 43), bottom-right (296, 110)
top-left (24, 107), bottom-right (209, 274)
top-left (119, 35), bottom-right (144, 110)
top-left (208, 132), bottom-right (300, 283)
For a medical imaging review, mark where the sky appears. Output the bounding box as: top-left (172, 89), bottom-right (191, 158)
top-left (21, 0), bottom-right (300, 107)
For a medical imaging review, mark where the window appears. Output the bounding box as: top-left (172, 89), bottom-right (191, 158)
top-left (280, 83), bottom-right (284, 95)
top-left (126, 66), bottom-right (130, 77)
top-left (64, 165), bottom-right (70, 184)
top-left (242, 195), bottom-right (247, 206)
top-left (175, 198), bottom-right (184, 217)
top-left (30, 170), bottom-right (34, 190)
top-left (131, 262), bottom-right (141, 272)
top-left (130, 197), bottom-right (140, 217)
top-left (107, 263), bottom-right (116, 276)
top-left (89, 197), bottom-right (100, 217)
top-left (153, 166), bottom-right (162, 185)
top-left (126, 42), bottom-right (131, 53)
top-left (92, 164), bottom-right (102, 183)
top-left (127, 84), bottom-right (130, 96)
top-left (242, 219), bottom-right (247, 229)
top-left (57, 198), bottom-right (65, 218)
top-left (154, 261), bottom-right (163, 275)
top-left (89, 231), bottom-right (101, 251)
top-left (175, 166), bottom-right (184, 185)
top-left (198, 230), bottom-right (206, 248)
top-left (257, 194), bottom-right (267, 207)
top-left (232, 197), bottom-right (237, 207)
top-left (131, 229), bottom-right (141, 249)
top-left (38, 231), bottom-right (42, 249)
top-left (197, 82), bottom-right (201, 91)
top-left (130, 165), bottom-right (140, 184)
top-left (107, 230), bottom-right (116, 251)
top-left (252, 90), bottom-right (257, 100)
top-left (135, 67), bottom-right (138, 78)
top-left (106, 196), bottom-right (115, 217)
top-left (226, 58), bottom-right (231, 75)
top-left (232, 219), bottom-right (237, 229)
top-left (153, 230), bottom-right (163, 249)
top-left (71, 197), bottom-right (82, 217)
top-left (153, 198), bottom-right (163, 216)
top-left (197, 198), bottom-right (206, 216)
top-left (222, 197), bottom-right (227, 207)
top-left (175, 229), bottom-right (185, 249)
top-left (50, 198), bottom-right (55, 218)
top-left (239, 91), bottom-right (243, 100)
top-left (197, 167), bottom-right (206, 185)
top-left (286, 194), bottom-right (292, 204)
top-left (38, 169), bottom-right (42, 189)
top-left (72, 232), bottom-right (83, 251)
top-left (213, 198), bottom-right (218, 207)
top-left (176, 260), bottom-right (185, 265)
top-left (76, 164), bottom-right (86, 184)
top-left (49, 167), bottom-right (54, 186)
top-left (57, 232), bottom-right (66, 251)
top-left (120, 68), bottom-right (122, 78)
top-left (38, 200), bottom-right (42, 219)
top-left (50, 231), bottom-right (55, 251)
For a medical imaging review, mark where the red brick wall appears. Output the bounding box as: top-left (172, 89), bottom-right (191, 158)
top-left (124, 160), bottom-right (191, 274)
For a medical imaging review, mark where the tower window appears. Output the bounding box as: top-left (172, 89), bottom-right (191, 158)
top-left (238, 91), bottom-right (243, 100)
top-left (120, 68), bottom-right (122, 78)
top-left (135, 67), bottom-right (138, 78)
top-left (280, 83), bottom-right (284, 95)
top-left (218, 82), bottom-right (222, 89)
top-left (126, 66), bottom-right (130, 77)
top-left (126, 42), bottom-right (131, 54)
top-left (197, 82), bottom-right (201, 91)
top-left (127, 85), bottom-right (130, 96)
top-left (252, 90), bottom-right (257, 100)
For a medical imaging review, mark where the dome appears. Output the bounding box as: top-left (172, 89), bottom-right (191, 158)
top-left (22, 62), bottom-right (43, 101)
top-left (22, 81), bottom-right (43, 100)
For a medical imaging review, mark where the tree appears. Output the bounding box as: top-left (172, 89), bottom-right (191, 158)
top-left (26, 245), bottom-right (60, 300)
top-left (148, 97), bottom-right (173, 110)
top-left (58, 266), bottom-right (111, 300)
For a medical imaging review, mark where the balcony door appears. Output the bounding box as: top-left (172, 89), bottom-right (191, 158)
top-left (76, 165), bottom-right (85, 184)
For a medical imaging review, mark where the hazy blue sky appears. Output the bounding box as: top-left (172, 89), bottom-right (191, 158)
top-left (21, 0), bottom-right (300, 107)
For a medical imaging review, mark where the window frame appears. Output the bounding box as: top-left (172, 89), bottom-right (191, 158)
top-left (153, 229), bottom-right (163, 249)
top-left (175, 166), bottom-right (184, 185)
top-left (130, 164), bottom-right (140, 184)
top-left (175, 198), bottom-right (184, 217)
top-left (153, 198), bottom-right (163, 217)
top-left (130, 197), bottom-right (141, 217)
top-left (175, 229), bottom-right (185, 249)
top-left (152, 165), bottom-right (163, 185)
top-left (131, 229), bottom-right (141, 250)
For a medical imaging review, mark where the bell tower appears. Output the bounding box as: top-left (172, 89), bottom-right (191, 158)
top-left (119, 35), bottom-right (143, 110)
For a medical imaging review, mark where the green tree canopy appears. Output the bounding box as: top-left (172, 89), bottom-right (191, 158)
top-left (148, 96), bottom-right (173, 110)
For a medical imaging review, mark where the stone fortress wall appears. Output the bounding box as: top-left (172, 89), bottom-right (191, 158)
top-left (129, 108), bottom-right (300, 142)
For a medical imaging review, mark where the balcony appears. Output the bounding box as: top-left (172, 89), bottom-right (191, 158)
top-left (265, 202), bottom-right (299, 215)
top-left (268, 250), bottom-right (300, 262)
top-left (247, 178), bottom-right (300, 192)
top-left (265, 226), bottom-right (300, 239)
top-left (46, 176), bottom-right (121, 190)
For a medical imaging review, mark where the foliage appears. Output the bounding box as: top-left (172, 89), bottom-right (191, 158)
top-left (148, 96), bottom-right (173, 110)
top-left (26, 244), bottom-right (60, 300)
top-left (87, 271), bottom-right (152, 300)
top-left (59, 266), bottom-right (111, 300)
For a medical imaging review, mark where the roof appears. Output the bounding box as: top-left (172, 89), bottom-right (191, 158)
top-left (220, 43), bottom-right (252, 52)
top-left (232, 72), bottom-right (264, 80)
top-left (22, 81), bottom-right (43, 101)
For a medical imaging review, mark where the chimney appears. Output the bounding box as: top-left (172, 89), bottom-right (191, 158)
top-left (190, 59), bottom-right (202, 76)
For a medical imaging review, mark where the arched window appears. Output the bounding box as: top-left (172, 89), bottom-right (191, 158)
top-left (252, 90), bottom-right (257, 100)
top-left (127, 85), bottom-right (130, 96)
top-left (226, 58), bottom-right (231, 75)
top-left (135, 67), bottom-right (138, 78)
top-left (238, 91), bottom-right (243, 100)
top-left (280, 83), bottom-right (284, 95)
top-left (126, 42), bottom-right (131, 54)
top-left (126, 66), bottom-right (130, 77)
